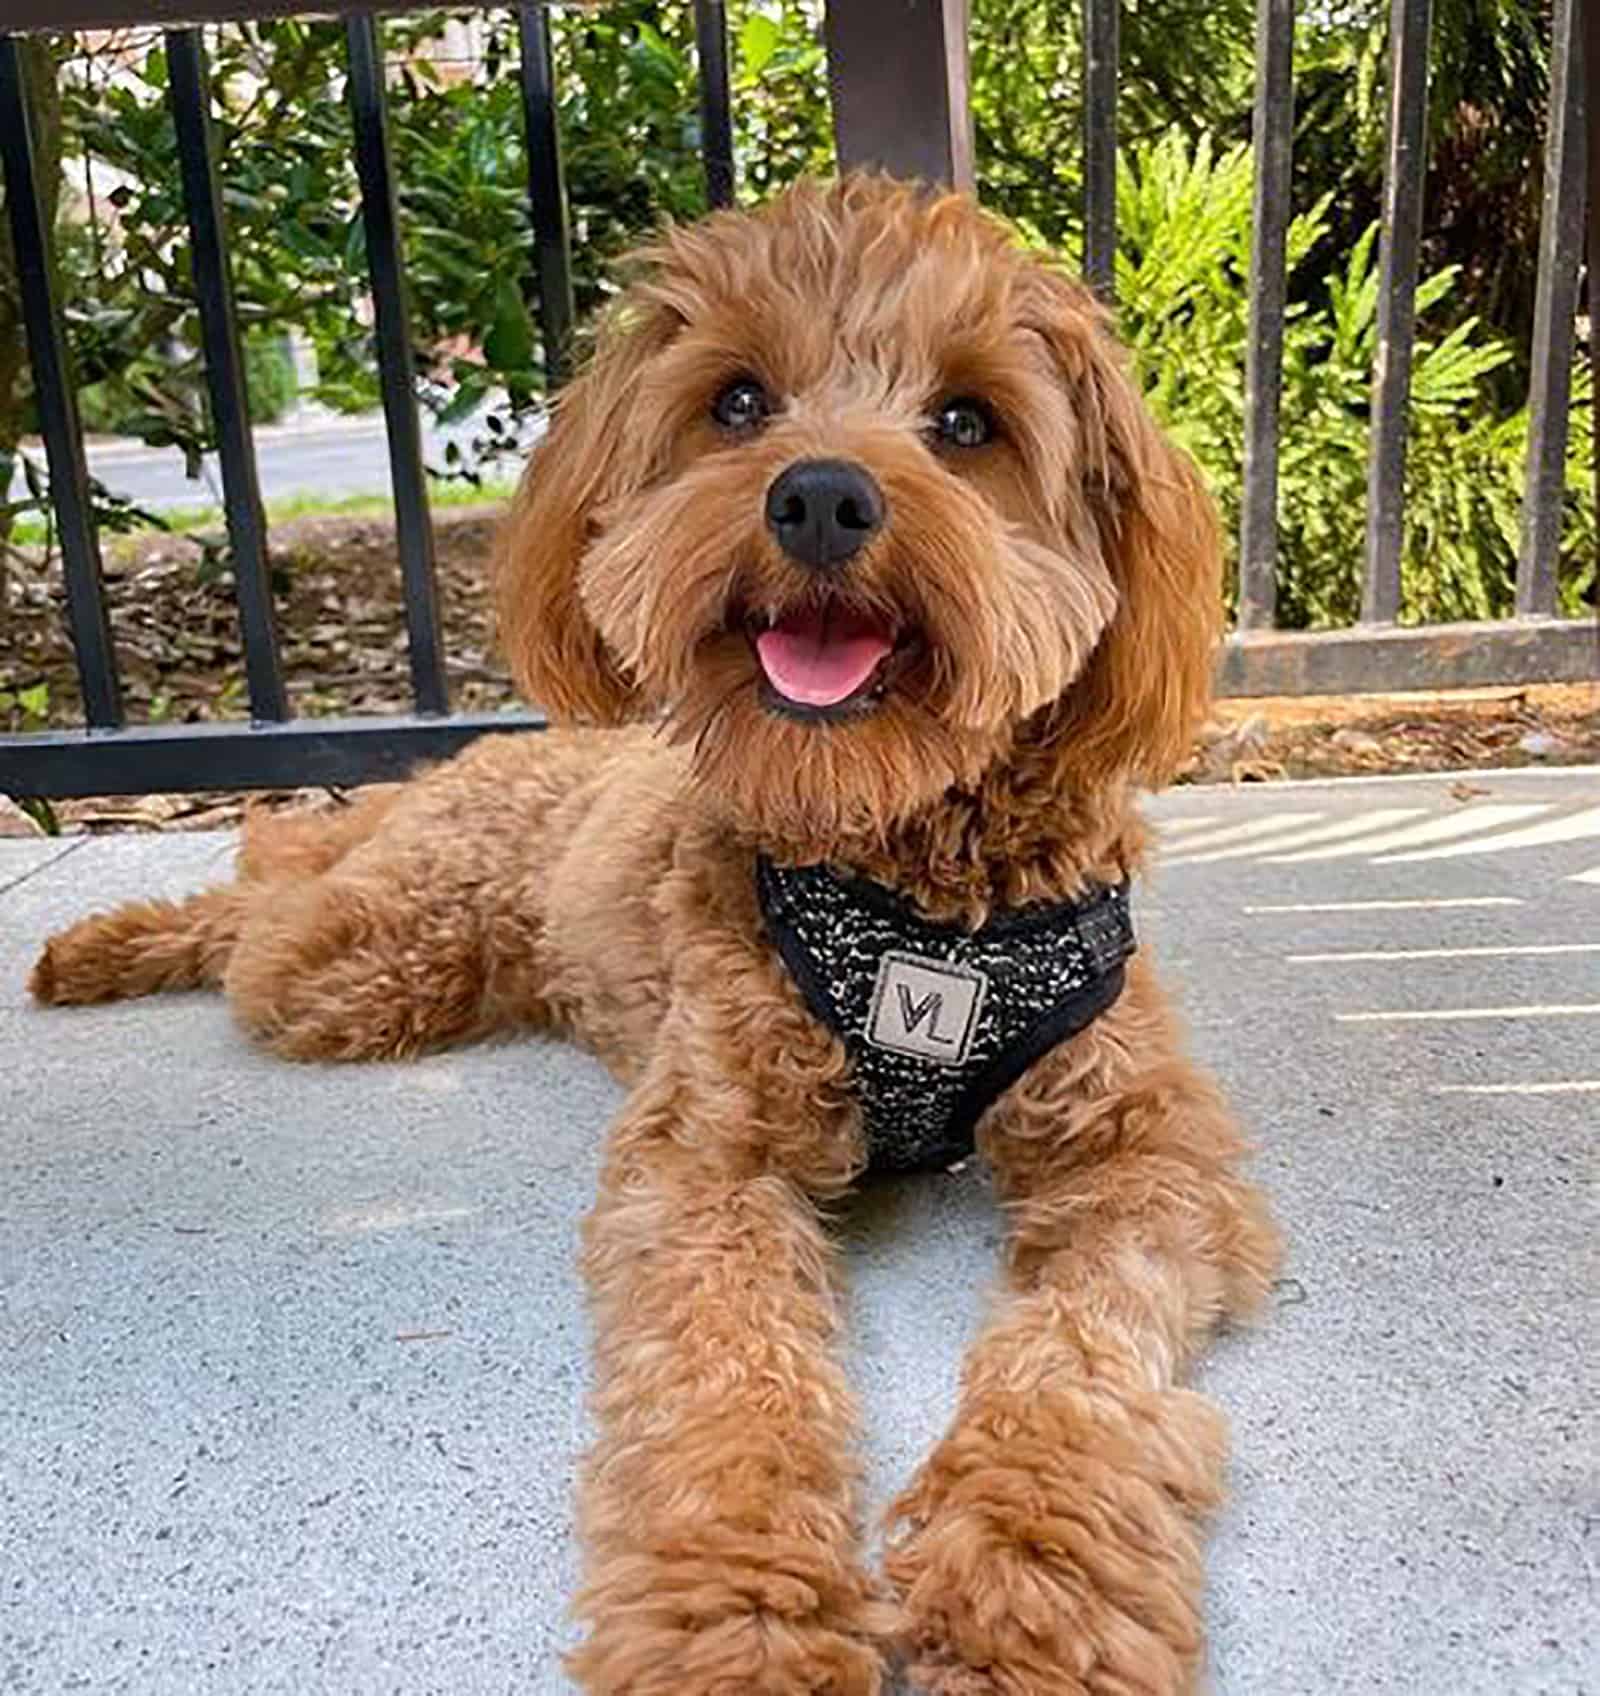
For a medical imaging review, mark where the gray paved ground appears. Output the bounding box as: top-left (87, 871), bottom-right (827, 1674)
top-left (3, 765), bottom-right (1596, 1695)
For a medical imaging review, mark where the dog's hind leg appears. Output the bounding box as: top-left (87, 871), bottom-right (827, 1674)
top-left (29, 792), bottom-right (398, 1009)
top-left (234, 787), bottom-right (400, 883)
top-left (30, 885), bottom-right (252, 1007)
top-left (29, 790), bottom-right (395, 1010)
top-left (221, 849), bottom-right (557, 1062)
top-left (31, 733), bottom-right (614, 1057)
top-left (219, 744), bottom-right (602, 1062)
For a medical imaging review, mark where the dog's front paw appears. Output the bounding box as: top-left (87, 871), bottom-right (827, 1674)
top-left (570, 1538), bottom-right (892, 1695)
top-left (885, 1386), bottom-right (1227, 1696)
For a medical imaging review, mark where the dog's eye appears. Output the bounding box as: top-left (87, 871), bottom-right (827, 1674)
top-left (711, 377), bottom-right (773, 433)
top-left (932, 397), bottom-right (995, 449)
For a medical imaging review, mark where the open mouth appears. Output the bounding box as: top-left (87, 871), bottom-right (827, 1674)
top-left (749, 601), bottom-right (903, 719)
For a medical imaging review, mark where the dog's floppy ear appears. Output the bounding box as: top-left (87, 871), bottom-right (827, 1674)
top-left (493, 299), bottom-right (676, 723)
top-left (1026, 272), bottom-right (1222, 787)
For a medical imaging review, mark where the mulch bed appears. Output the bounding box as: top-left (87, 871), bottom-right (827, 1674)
top-left (2, 508), bottom-right (510, 730)
top-left (2, 511), bottom-right (1596, 836)
top-left (1192, 682), bottom-right (1599, 783)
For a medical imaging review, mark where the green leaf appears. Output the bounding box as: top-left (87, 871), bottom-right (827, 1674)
top-left (482, 278), bottom-right (535, 374)
top-left (437, 374), bottom-right (490, 425)
top-left (739, 14), bottom-right (781, 77)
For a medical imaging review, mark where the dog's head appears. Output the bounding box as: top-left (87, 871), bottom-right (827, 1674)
top-left (495, 176), bottom-right (1219, 845)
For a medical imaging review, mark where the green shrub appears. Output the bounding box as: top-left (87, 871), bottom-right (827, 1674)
top-left (243, 334), bottom-right (298, 425)
top-left (75, 331), bottom-right (297, 436)
top-left (1109, 132), bottom-right (1591, 627)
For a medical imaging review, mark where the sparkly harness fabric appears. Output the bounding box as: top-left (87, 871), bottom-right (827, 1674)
top-left (755, 858), bottom-right (1137, 1175)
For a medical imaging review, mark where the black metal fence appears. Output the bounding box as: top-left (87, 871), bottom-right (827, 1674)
top-left (0, 0), bottom-right (1593, 801)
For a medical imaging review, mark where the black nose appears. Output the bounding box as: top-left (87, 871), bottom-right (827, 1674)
top-left (764, 458), bottom-right (885, 570)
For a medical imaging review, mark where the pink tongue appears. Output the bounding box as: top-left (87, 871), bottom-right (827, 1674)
top-left (755, 607), bottom-right (894, 708)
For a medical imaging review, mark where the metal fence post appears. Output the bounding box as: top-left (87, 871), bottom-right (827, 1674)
top-left (825, 0), bottom-right (974, 190)
top-left (345, 11), bottom-right (449, 717)
top-left (1586, 0), bottom-right (1600, 560)
top-left (1082, 0), bottom-right (1118, 300)
top-left (516, 5), bottom-right (575, 387)
top-left (166, 25), bottom-right (290, 721)
top-left (693, 0), bottom-right (736, 208)
top-left (0, 33), bottom-right (122, 728)
top-left (1516, 0), bottom-right (1585, 618)
top-left (1360, 0), bottom-right (1433, 625)
top-left (1237, 0), bottom-right (1295, 631)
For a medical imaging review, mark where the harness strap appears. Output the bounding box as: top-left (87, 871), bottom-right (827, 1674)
top-left (756, 857), bottom-right (1136, 1174)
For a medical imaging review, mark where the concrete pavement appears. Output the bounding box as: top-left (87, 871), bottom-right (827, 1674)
top-left (2, 765), bottom-right (1596, 1693)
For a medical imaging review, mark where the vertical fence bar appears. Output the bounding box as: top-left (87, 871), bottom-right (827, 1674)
top-left (516, 4), bottom-right (574, 388)
top-left (1585, 0), bottom-right (1599, 559)
top-left (825, 0), bottom-right (973, 190)
top-left (166, 26), bottom-right (288, 721)
top-left (1237, 0), bottom-right (1295, 630)
top-left (0, 34), bottom-right (122, 729)
top-left (1360, 0), bottom-right (1432, 624)
top-left (1516, 0), bottom-right (1586, 618)
top-left (1082, 0), bottom-right (1118, 300)
top-left (345, 12), bottom-right (449, 717)
top-left (693, 0), bottom-right (735, 209)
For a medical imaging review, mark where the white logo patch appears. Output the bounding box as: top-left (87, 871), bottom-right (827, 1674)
top-left (866, 952), bottom-right (988, 1067)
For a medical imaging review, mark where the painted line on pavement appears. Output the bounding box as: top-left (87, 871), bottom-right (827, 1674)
top-left (1159, 812), bottom-right (1325, 857)
top-left (1287, 943), bottom-right (1600, 963)
top-left (1267, 803), bottom-right (1550, 863)
top-left (1377, 804), bottom-right (1600, 864)
top-left (1174, 807), bottom-right (1426, 865)
top-left (1434, 1080), bottom-right (1600, 1096)
top-left (1337, 1003), bottom-right (1600, 1023)
top-left (1245, 897), bottom-right (1524, 914)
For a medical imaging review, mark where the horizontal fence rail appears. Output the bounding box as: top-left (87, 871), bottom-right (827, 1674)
top-left (0, 0), bottom-right (1594, 802)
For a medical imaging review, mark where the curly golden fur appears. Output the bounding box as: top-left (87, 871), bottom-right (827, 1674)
top-left (31, 177), bottom-right (1280, 1694)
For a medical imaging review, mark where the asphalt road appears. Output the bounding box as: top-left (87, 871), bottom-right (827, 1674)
top-left (10, 408), bottom-right (541, 515)
top-left (2, 764), bottom-right (1595, 1694)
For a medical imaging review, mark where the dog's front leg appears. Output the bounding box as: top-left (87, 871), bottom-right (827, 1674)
top-left (569, 1058), bottom-right (889, 1696)
top-left (885, 1057), bottom-right (1281, 1696)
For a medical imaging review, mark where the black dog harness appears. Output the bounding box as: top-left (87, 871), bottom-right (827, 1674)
top-left (756, 857), bottom-right (1137, 1174)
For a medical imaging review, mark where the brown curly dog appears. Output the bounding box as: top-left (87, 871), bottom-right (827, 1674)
top-left (31, 176), bottom-right (1280, 1695)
